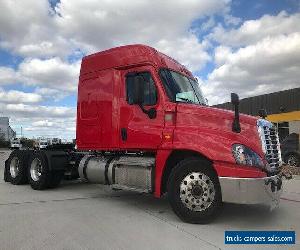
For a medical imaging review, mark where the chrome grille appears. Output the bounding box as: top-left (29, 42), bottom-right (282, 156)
top-left (257, 119), bottom-right (282, 172)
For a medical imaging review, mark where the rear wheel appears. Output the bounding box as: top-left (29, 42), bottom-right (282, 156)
top-left (28, 151), bottom-right (63, 190)
top-left (6, 150), bottom-right (28, 185)
top-left (167, 157), bottom-right (222, 224)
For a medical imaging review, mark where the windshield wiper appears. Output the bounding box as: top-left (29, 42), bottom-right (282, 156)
top-left (176, 97), bottom-right (194, 103)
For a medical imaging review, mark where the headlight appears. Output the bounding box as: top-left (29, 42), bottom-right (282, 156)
top-left (232, 144), bottom-right (264, 168)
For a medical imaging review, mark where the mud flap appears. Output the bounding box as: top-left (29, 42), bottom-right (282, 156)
top-left (4, 159), bottom-right (10, 182)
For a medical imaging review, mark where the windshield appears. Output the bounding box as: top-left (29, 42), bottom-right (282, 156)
top-left (159, 69), bottom-right (207, 105)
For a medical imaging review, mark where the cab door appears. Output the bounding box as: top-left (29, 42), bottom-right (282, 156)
top-left (119, 66), bottom-right (164, 149)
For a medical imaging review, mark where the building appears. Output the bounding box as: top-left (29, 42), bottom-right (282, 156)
top-left (0, 117), bottom-right (16, 141)
top-left (214, 88), bottom-right (300, 141)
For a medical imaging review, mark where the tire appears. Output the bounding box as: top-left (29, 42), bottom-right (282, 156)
top-left (28, 151), bottom-right (63, 190)
top-left (5, 150), bottom-right (28, 185)
top-left (48, 171), bottom-right (64, 188)
top-left (167, 157), bottom-right (222, 224)
top-left (286, 153), bottom-right (300, 167)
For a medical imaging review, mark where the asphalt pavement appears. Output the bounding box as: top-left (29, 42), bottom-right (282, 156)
top-left (0, 149), bottom-right (299, 250)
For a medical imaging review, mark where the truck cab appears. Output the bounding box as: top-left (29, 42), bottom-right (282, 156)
top-left (5, 45), bottom-right (287, 223)
top-left (75, 45), bottom-right (285, 222)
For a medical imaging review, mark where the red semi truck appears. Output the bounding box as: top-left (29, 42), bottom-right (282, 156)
top-left (4, 45), bottom-right (289, 223)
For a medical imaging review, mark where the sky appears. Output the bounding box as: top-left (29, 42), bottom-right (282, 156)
top-left (0, 0), bottom-right (300, 140)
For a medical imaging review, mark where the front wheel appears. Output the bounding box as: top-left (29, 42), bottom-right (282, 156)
top-left (167, 158), bottom-right (222, 224)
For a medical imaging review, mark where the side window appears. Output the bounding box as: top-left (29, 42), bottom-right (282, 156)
top-left (126, 72), bottom-right (157, 106)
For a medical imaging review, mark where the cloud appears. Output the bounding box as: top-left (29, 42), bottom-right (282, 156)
top-left (201, 17), bottom-right (216, 32)
top-left (3, 103), bottom-right (75, 118)
top-left (22, 117), bottom-right (75, 139)
top-left (0, 89), bottom-right (42, 104)
top-left (54, 0), bottom-right (228, 47)
top-left (0, 67), bottom-right (19, 85)
top-left (205, 32), bottom-right (300, 105)
top-left (52, 0), bottom-right (228, 71)
top-left (155, 35), bottom-right (211, 71)
top-left (223, 14), bottom-right (242, 26)
top-left (0, 58), bottom-right (80, 93)
top-left (0, 101), bottom-right (76, 139)
top-left (214, 45), bottom-right (232, 66)
top-left (0, 0), bottom-right (229, 71)
top-left (19, 57), bottom-right (80, 92)
top-left (209, 11), bottom-right (300, 47)
top-left (32, 120), bottom-right (54, 127)
top-left (0, 0), bottom-right (72, 58)
top-left (35, 87), bottom-right (69, 101)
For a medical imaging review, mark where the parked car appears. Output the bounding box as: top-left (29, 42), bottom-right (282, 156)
top-left (10, 138), bottom-right (22, 149)
top-left (34, 138), bottom-right (49, 149)
top-left (281, 133), bottom-right (300, 167)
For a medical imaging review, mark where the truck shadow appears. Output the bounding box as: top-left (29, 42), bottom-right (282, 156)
top-left (216, 203), bottom-right (281, 226)
top-left (55, 181), bottom-right (284, 227)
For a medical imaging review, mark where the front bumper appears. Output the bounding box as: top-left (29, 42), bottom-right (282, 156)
top-left (219, 175), bottom-right (283, 207)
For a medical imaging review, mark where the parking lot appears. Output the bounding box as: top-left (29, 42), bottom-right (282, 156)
top-left (0, 149), bottom-right (299, 250)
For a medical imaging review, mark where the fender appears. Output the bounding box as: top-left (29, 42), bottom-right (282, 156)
top-left (155, 149), bottom-right (172, 197)
top-left (154, 144), bottom-right (217, 198)
top-left (154, 127), bottom-right (266, 197)
top-left (42, 151), bottom-right (69, 171)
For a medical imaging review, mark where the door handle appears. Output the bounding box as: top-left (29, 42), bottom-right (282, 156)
top-left (121, 128), bottom-right (127, 141)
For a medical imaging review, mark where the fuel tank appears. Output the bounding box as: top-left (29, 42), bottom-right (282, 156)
top-left (78, 155), bottom-right (155, 193)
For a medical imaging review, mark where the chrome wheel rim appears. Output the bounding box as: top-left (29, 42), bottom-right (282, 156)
top-left (30, 158), bottom-right (43, 181)
top-left (288, 155), bottom-right (298, 167)
top-left (180, 172), bottom-right (215, 211)
top-left (10, 157), bottom-right (20, 178)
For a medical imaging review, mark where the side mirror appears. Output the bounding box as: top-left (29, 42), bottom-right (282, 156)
top-left (231, 93), bottom-right (239, 105)
top-left (132, 75), bottom-right (144, 104)
top-left (131, 74), bottom-right (157, 119)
